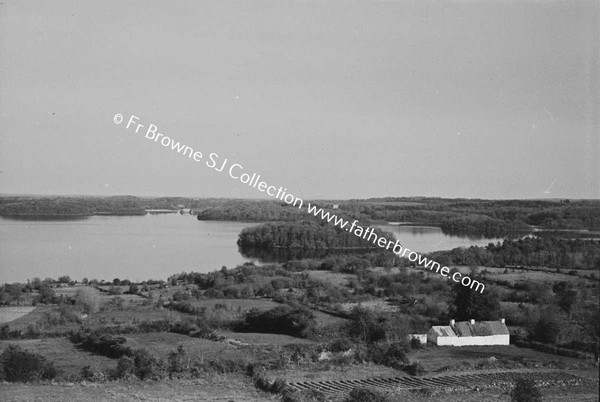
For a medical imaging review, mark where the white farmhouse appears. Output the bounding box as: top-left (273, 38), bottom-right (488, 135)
top-left (427, 318), bottom-right (509, 346)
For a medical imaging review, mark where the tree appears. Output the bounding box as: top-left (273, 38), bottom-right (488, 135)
top-left (38, 284), bottom-right (55, 304)
top-left (57, 275), bottom-right (71, 284)
top-left (0, 344), bottom-right (57, 382)
top-left (449, 281), bottom-right (500, 321)
top-left (532, 314), bottom-right (562, 344)
top-left (108, 286), bottom-right (122, 296)
top-left (128, 284), bottom-right (139, 294)
top-left (75, 287), bottom-right (100, 314)
top-left (510, 378), bottom-right (542, 402)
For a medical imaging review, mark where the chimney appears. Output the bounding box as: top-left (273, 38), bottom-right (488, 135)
top-left (470, 319), bottom-right (475, 325)
top-left (500, 318), bottom-right (505, 324)
top-left (449, 319), bottom-right (455, 326)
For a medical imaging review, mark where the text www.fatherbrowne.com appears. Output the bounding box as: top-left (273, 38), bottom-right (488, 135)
top-left (114, 113), bottom-right (485, 293)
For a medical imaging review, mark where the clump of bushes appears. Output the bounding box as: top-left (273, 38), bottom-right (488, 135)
top-left (252, 372), bottom-right (288, 394)
top-left (240, 306), bottom-right (315, 337)
top-left (112, 347), bottom-right (166, 380)
top-left (170, 318), bottom-right (213, 338)
top-left (367, 341), bottom-right (410, 369)
top-left (510, 377), bottom-right (542, 402)
top-left (0, 344), bottom-right (57, 382)
top-left (345, 387), bottom-right (389, 402)
top-left (80, 365), bottom-right (105, 382)
top-left (71, 331), bottom-right (131, 358)
top-left (281, 388), bottom-right (326, 402)
top-left (403, 362), bottom-right (426, 376)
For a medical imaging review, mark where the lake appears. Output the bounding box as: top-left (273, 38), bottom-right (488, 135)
top-left (0, 215), bottom-right (503, 283)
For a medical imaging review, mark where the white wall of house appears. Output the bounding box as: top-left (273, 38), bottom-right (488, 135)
top-left (434, 334), bottom-right (509, 346)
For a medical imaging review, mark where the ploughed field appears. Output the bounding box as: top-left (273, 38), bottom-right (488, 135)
top-left (287, 370), bottom-right (591, 395)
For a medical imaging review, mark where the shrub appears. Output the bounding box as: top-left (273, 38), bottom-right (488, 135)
top-left (532, 314), bottom-right (561, 344)
top-left (410, 337), bottom-right (422, 350)
top-left (107, 285), bottom-right (122, 295)
top-left (347, 307), bottom-right (386, 344)
top-left (242, 306), bottom-right (315, 337)
top-left (281, 388), bottom-right (326, 402)
top-left (345, 387), bottom-right (388, 402)
top-left (168, 345), bottom-right (187, 377)
top-left (132, 348), bottom-right (165, 380)
top-left (253, 372), bottom-right (288, 393)
top-left (113, 355), bottom-right (135, 380)
top-left (404, 362), bottom-right (425, 376)
top-left (328, 337), bottom-right (354, 353)
top-left (80, 365), bottom-right (105, 382)
top-left (368, 341), bottom-right (409, 368)
top-left (0, 344), bottom-right (57, 382)
top-left (510, 378), bottom-right (542, 402)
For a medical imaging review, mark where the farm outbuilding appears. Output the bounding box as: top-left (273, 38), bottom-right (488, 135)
top-left (427, 318), bottom-right (509, 346)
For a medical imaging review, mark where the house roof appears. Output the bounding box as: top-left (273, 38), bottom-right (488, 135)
top-left (430, 321), bottom-right (508, 337)
top-left (430, 326), bottom-right (457, 337)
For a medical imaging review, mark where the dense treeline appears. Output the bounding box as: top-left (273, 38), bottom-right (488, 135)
top-left (0, 196), bottom-right (146, 216)
top-left (3, 196), bottom-right (598, 235)
top-left (196, 201), bottom-right (307, 222)
top-left (237, 221), bottom-right (396, 249)
top-left (428, 237), bottom-right (600, 270)
top-left (0, 196), bottom-right (254, 217)
top-left (339, 198), bottom-right (600, 233)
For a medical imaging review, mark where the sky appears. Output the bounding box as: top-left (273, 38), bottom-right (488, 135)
top-left (0, 0), bottom-right (598, 200)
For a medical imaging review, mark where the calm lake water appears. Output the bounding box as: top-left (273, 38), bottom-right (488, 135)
top-left (0, 215), bottom-right (503, 283)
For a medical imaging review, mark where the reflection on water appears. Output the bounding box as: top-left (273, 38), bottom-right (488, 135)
top-left (0, 215), bottom-right (253, 283)
top-left (379, 225), bottom-right (505, 253)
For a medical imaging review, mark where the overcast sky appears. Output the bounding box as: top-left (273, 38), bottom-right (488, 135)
top-left (1, 0), bottom-right (598, 200)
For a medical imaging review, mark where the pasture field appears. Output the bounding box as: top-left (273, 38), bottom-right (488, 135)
top-left (338, 300), bottom-right (397, 313)
top-left (306, 270), bottom-right (354, 287)
top-left (410, 344), bottom-right (597, 373)
top-left (189, 298), bottom-right (281, 312)
top-left (0, 373), bottom-right (596, 402)
top-left (0, 337), bottom-right (115, 379)
top-left (220, 331), bottom-right (315, 346)
top-left (89, 307), bottom-right (190, 326)
top-left (0, 374), bottom-right (276, 402)
top-left (450, 266), bottom-right (595, 284)
top-left (123, 332), bottom-right (252, 362)
top-left (0, 306), bottom-right (36, 324)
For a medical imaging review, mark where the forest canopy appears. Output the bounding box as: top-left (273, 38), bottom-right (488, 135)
top-left (237, 221), bottom-right (396, 250)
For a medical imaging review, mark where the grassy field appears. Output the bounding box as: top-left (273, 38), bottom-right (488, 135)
top-left (89, 306), bottom-right (190, 325)
top-left (451, 266), bottom-right (595, 284)
top-left (0, 338), bottom-right (115, 380)
top-left (189, 298), bottom-right (281, 312)
top-left (220, 331), bottom-right (315, 346)
top-left (410, 344), bottom-right (597, 373)
top-left (123, 332), bottom-right (252, 363)
top-left (306, 270), bottom-right (354, 287)
top-left (0, 374), bottom-right (277, 401)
